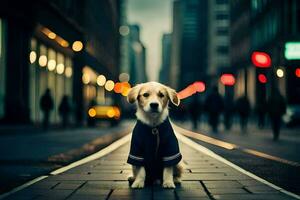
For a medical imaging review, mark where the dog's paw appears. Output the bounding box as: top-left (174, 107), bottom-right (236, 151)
top-left (162, 181), bottom-right (176, 189)
top-left (131, 180), bottom-right (145, 188)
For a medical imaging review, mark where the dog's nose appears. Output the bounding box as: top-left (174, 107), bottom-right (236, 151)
top-left (150, 103), bottom-right (159, 110)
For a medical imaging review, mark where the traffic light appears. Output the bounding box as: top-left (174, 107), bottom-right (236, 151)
top-left (251, 51), bottom-right (271, 68)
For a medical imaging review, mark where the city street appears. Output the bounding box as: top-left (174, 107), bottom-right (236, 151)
top-left (0, 122), bottom-right (133, 194)
top-left (0, 127), bottom-right (298, 200)
top-left (176, 120), bottom-right (300, 195)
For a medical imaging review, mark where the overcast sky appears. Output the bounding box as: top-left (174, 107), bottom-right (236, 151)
top-left (127, 0), bottom-right (173, 81)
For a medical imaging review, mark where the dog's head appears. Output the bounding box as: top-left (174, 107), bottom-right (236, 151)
top-left (127, 82), bottom-right (180, 115)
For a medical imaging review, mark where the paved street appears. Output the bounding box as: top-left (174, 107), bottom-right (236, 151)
top-left (0, 122), bottom-right (133, 194)
top-left (176, 120), bottom-right (300, 195)
top-left (0, 131), bottom-right (298, 200)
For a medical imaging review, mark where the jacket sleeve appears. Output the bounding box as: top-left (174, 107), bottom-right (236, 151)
top-left (127, 130), bottom-right (144, 166)
top-left (161, 134), bottom-right (182, 166)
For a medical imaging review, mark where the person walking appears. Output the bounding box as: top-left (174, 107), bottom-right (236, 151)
top-left (256, 98), bottom-right (267, 129)
top-left (223, 96), bottom-right (234, 130)
top-left (189, 96), bottom-right (202, 130)
top-left (267, 88), bottom-right (286, 141)
top-left (204, 87), bottom-right (224, 133)
top-left (59, 95), bottom-right (71, 128)
top-left (235, 95), bottom-right (251, 132)
top-left (40, 88), bottom-right (54, 130)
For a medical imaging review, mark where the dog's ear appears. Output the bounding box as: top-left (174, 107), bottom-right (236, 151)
top-left (127, 84), bottom-right (142, 104)
top-left (165, 86), bottom-right (180, 106)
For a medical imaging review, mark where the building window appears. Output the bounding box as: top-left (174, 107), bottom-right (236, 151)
top-left (216, 13), bottom-right (229, 20)
top-left (29, 37), bottom-right (73, 124)
top-left (0, 18), bottom-right (6, 118)
top-left (216, 28), bottom-right (229, 36)
top-left (216, 45), bottom-right (229, 54)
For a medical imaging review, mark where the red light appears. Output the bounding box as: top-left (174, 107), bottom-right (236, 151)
top-left (258, 74), bottom-right (267, 83)
top-left (177, 81), bottom-right (206, 100)
top-left (295, 68), bottom-right (300, 78)
top-left (220, 74), bottom-right (235, 86)
top-left (193, 81), bottom-right (205, 92)
top-left (251, 51), bottom-right (271, 68)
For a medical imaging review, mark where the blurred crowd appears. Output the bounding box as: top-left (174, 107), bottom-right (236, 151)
top-left (172, 86), bottom-right (287, 141)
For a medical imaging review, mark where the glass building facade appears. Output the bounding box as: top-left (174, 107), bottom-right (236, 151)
top-left (29, 37), bottom-right (73, 124)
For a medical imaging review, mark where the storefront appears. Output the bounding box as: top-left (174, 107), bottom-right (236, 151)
top-left (29, 33), bottom-right (73, 124)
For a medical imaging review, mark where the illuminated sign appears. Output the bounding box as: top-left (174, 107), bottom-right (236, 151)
top-left (285, 42), bottom-right (300, 60)
top-left (251, 51), bottom-right (271, 68)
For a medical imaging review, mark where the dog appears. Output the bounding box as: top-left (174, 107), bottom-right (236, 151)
top-left (127, 82), bottom-right (183, 189)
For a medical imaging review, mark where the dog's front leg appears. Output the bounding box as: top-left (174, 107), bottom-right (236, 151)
top-left (131, 166), bottom-right (146, 188)
top-left (163, 167), bottom-right (175, 188)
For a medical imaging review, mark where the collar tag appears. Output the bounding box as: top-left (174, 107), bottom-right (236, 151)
top-left (152, 128), bottom-right (159, 135)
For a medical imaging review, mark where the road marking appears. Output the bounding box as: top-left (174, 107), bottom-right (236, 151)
top-left (176, 132), bottom-right (300, 200)
top-left (173, 124), bottom-right (300, 167)
top-left (50, 133), bottom-right (131, 175)
top-left (0, 176), bottom-right (48, 200)
top-left (0, 133), bottom-right (132, 199)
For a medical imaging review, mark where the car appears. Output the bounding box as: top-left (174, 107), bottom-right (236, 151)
top-left (87, 104), bottom-right (121, 126)
top-left (283, 105), bottom-right (300, 127)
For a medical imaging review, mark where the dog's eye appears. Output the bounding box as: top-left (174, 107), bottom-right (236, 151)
top-left (143, 93), bottom-right (149, 97)
top-left (158, 93), bottom-right (164, 98)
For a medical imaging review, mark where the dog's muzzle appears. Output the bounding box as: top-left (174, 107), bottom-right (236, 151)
top-left (150, 103), bottom-right (159, 112)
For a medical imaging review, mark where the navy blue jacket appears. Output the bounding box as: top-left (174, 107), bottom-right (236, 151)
top-left (127, 118), bottom-right (182, 181)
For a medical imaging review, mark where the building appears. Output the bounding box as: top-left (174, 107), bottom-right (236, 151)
top-left (207, 0), bottom-right (231, 93)
top-left (128, 24), bottom-right (147, 84)
top-left (0, 0), bottom-right (120, 125)
top-left (169, 0), bottom-right (182, 90)
top-left (250, 0), bottom-right (300, 105)
top-left (231, 0), bottom-right (300, 107)
top-left (173, 0), bottom-right (209, 91)
top-left (229, 0), bottom-right (253, 103)
top-left (159, 33), bottom-right (172, 85)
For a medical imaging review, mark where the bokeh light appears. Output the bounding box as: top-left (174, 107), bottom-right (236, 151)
top-left (38, 55), bottom-right (47, 67)
top-left (47, 59), bottom-right (56, 71)
top-left (29, 51), bottom-right (37, 64)
top-left (276, 69), bottom-right (284, 78)
top-left (97, 75), bottom-right (106, 86)
top-left (105, 80), bottom-right (115, 91)
top-left (72, 41), bottom-right (83, 52)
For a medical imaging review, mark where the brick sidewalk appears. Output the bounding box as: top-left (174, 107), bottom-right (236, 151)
top-left (1, 133), bottom-right (298, 200)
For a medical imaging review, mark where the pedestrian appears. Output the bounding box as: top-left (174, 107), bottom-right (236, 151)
top-left (189, 96), bottom-right (202, 130)
top-left (204, 86), bottom-right (224, 133)
top-left (40, 88), bottom-right (54, 130)
top-left (59, 95), bottom-right (71, 128)
top-left (256, 98), bottom-right (267, 129)
top-left (235, 95), bottom-right (251, 132)
top-left (267, 88), bottom-right (286, 141)
top-left (223, 95), bottom-right (234, 130)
